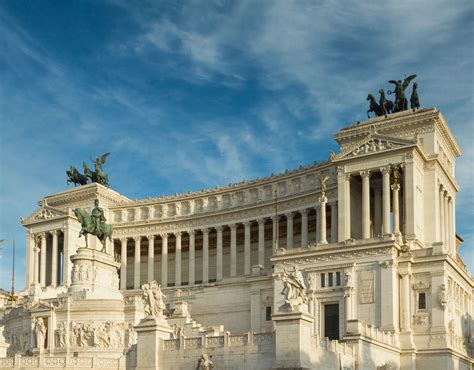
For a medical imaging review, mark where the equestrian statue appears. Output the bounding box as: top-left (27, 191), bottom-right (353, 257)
top-left (73, 199), bottom-right (113, 253)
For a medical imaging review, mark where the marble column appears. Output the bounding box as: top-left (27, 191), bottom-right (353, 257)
top-left (33, 235), bottom-right (40, 284)
top-left (391, 183), bottom-right (401, 235)
top-left (230, 224), bottom-right (237, 277)
top-left (25, 231), bottom-right (34, 287)
top-left (344, 290), bottom-right (352, 322)
top-left (300, 209), bottom-right (308, 248)
top-left (147, 235), bottom-right (155, 283)
top-left (439, 185), bottom-right (445, 245)
top-left (134, 236), bottom-right (141, 289)
top-left (161, 234), bottom-right (168, 287)
top-left (450, 197), bottom-right (456, 256)
top-left (243, 221), bottom-right (251, 275)
top-left (51, 231), bottom-right (58, 287)
top-left (361, 170), bottom-right (371, 239)
top-left (319, 196), bottom-right (328, 244)
top-left (188, 231), bottom-right (195, 285)
top-left (374, 186), bottom-right (382, 237)
top-left (272, 216), bottom-right (278, 251)
top-left (286, 213), bottom-right (294, 248)
top-left (175, 232), bottom-right (182, 286)
top-left (381, 166), bottom-right (391, 235)
top-left (330, 202), bottom-right (338, 243)
top-left (216, 226), bottom-right (223, 281)
top-left (120, 238), bottom-right (128, 290)
top-left (337, 172), bottom-right (351, 241)
top-left (202, 229), bottom-right (209, 283)
top-left (40, 233), bottom-right (47, 287)
top-left (257, 219), bottom-right (265, 266)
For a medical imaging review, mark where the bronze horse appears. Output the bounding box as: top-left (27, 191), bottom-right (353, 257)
top-left (367, 93), bottom-right (393, 118)
top-left (66, 166), bottom-right (89, 186)
top-left (73, 208), bottom-right (113, 252)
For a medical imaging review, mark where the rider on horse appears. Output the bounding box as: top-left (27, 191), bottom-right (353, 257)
top-left (91, 199), bottom-right (106, 236)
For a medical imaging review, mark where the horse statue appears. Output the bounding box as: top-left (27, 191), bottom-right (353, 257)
top-left (410, 82), bottom-right (420, 111)
top-left (66, 165), bottom-right (89, 186)
top-left (73, 206), bottom-right (113, 253)
top-left (378, 89), bottom-right (393, 117)
top-left (83, 162), bottom-right (98, 183)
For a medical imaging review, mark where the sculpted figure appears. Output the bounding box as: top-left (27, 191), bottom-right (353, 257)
top-left (410, 82), bottom-right (420, 110)
top-left (345, 271), bottom-right (353, 287)
top-left (73, 199), bottom-right (113, 252)
top-left (392, 165), bottom-right (401, 185)
top-left (196, 354), bottom-right (214, 370)
top-left (142, 281), bottom-right (166, 318)
top-left (388, 74), bottom-right (417, 112)
top-left (34, 318), bottom-right (47, 350)
top-left (55, 322), bottom-right (67, 347)
top-left (280, 267), bottom-right (308, 312)
top-left (319, 176), bottom-right (329, 197)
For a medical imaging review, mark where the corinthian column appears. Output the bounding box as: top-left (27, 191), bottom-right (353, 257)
top-left (216, 226), bottom-right (223, 281)
top-left (120, 238), bottom-right (128, 290)
top-left (40, 233), bottom-right (47, 287)
top-left (134, 237), bottom-right (141, 289)
top-left (230, 224), bottom-right (237, 277)
top-left (319, 196), bottom-right (328, 244)
top-left (51, 230), bottom-right (58, 287)
top-left (439, 185), bottom-right (445, 245)
top-left (33, 235), bottom-right (40, 284)
top-left (330, 202), bottom-right (338, 243)
top-left (392, 183), bottom-right (401, 235)
top-left (161, 234), bottom-right (168, 287)
top-left (188, 230), bottom-right (195, 285)
top-left (300, 209), bottom-right (308, 248)
top-left (147, 235), bottom-right (155, 283)
top-left (381, 166), bottom-right (391, 235)
top-left (257, 219), bottom-right (265, 266)
top-left (202, 228), bottom-right (209, 283)
top-left (360, 170), bottom-right (371, 239)
top-left (243, 222), bottom-right (251, 275)
top-left (175, 232), bottom-right (182, 286)
top-left (286, 213), bottom-right (294, 248)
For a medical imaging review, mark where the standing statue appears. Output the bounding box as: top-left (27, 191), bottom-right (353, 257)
top-left (196, 354), bottom-right (214, 370)
top-left (142, 281), bottom-right (166, 319)
top-left (410, 82), bottom-right (420, 111)
top-left (279, 267), bottom-right (308, 312)
top-left (73, 199), bottom-right (113, 252)
top-left (34, 318), bottom-right (47, 350)
top-left (319, 176), bottom-right (329, 197)
top-left (388, 74), bottom-right (417, 112)
top-left (66, 165), bottom-right (89, 186)
top-left (392, 164), bottom-right (401, 185)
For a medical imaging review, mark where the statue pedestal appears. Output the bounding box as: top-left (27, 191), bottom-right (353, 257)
top-left (68, 247), bottom-right (122, 300)
top-left (135, 317), bottom-right (173, 370)
top-left (272, 311), bottom-right (314, 369)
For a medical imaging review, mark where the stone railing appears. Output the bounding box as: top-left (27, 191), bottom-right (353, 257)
top-left (345, 319), bottom-right (400, 348)
top-left (311, 335), bottom-right (354, 356)
top-left (0, 355), bottom-right (124, 369)
top-left (163, 331), bottom-right (274, 351)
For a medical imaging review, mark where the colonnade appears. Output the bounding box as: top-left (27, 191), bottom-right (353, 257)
top-left (439, 184), bottom-right (455, 255)
top-left (116, 204), bottom-right (337, 290)
top-left (28, 231), bottom-right (64, 288)
top-left (338, 166), bottom-right (401, 241)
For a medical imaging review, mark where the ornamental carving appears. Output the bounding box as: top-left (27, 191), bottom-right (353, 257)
top-left (278, 267), bottom-right (308, 312)
top-left (67, 321), bottom-right (136, 348)
top-left (71, 264), bottom-right (97, 283)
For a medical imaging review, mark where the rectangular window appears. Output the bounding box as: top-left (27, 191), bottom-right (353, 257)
top-left (266, 306), bottom-right (272, 321)
top-left (336, 272), bottom-right (341, 286)
top-left (321, 273), bottom-right (325, 288)
top-left (328, 272), bottom-right (333, 287)
top-left (418, 292), bottom-right (426, 309)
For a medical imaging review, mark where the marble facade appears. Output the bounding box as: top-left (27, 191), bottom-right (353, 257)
top-left (0, 108), bottom-right (472, 369)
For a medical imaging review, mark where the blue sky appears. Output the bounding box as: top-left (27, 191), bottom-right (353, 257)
top-left (0, 0), bottom-right (473, 290)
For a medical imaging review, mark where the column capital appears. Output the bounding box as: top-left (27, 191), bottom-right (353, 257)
top-left (229, 223), bottom-right (237, 231)
top-left (50, 230), bottom-right (58, 236)
top-left (391, 184), bottom-right (400, 191)
top-left (187, 229), bottom-right (195, 236)
top-left (439, 183), bottom-right (444, 192)
top-left (285, 212), bottom-right (294, 219)
top-left (133, 236), bottom-right (141, 242)
top-left (215, 225), bottom-right (223, 233)
top-left (271, 215), bottom-right (279, 222)
top-left (300, 208), bottom-right (308, 216)
top-left (243, 221), bottom-right (251, 228)
top-left (159, 233), bottom-right (168, 240)
top-left (318, 196), bottom-right (328, 204)
top-left (120, 237), bottom-right (128, 243)
top-left (360, 170), bottom-right (371, 178)
top-left (257, 218), bottom-right (266, 225)
top-left (147, 234), bottom-right (155, 241)
top-left (173, 231), bottom-right (182, 237)
top-left (201, 228), bottom-right (209, 235)
top-left (380, 165), bottom-right (391, 174)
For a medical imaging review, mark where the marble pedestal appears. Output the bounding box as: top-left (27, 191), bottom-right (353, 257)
top-left (272, 311), bottom-right (314, 369)
top-left (135, 317), bottom-right (173, 370)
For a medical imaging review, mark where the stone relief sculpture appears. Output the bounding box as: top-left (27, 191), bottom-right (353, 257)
top-left (196, 354), bottom-right (214, 370)
top-left (344, 271), bottom-right (353, 287)
top-left (54, 322), bottom-right (67, 348)
top-left (34, 318), bottom-right (47, 350)
top-left (65, 321), bottom-right (135, 348)
top-left (279, 267), bottom-right (308, 312)
top-left (142, 281), bottom-right (166, 319)
top-left (438, 284), bottom-right (448, 309)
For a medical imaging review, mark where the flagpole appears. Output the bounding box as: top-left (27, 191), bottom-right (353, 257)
top-left (10, 239), bottom-right (16, 303)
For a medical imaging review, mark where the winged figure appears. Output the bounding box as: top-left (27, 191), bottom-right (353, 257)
top-left (388, 74), bottom-right (417, 112)
top-left (319, 175), bottom-right (330, 196)
top-left (90, 152), bottom-right (110, 186)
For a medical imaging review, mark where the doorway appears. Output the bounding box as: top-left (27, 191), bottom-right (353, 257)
top-left (324, 303), bottom-right (339, 340)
